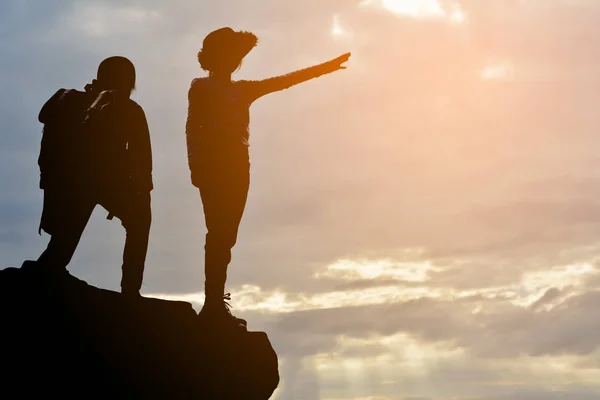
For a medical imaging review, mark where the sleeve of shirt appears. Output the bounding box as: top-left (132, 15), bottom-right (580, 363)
top-left (243, 62), bottom-right (333, 103)
top-left (128, 103), bottom-right (153, 192)
top-left (185, 78), bottom-right (203, 171)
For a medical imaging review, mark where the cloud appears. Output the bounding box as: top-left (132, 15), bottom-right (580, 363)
top-left (4, 0), bottom-right (600, 398)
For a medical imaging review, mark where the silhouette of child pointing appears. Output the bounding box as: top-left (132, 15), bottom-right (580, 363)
top-left (185, 27), bottom-right (350, 327)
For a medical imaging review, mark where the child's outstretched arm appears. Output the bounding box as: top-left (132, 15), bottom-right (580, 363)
top-left (246, 52), bottom-right (350, 102)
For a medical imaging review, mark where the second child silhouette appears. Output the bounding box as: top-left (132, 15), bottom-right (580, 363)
top-left (31, 56), bottom-right (153, 298)
top-left (185, 27), bottom-right (350, 326)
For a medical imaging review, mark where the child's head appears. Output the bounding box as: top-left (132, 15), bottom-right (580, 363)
top-left (97, 56), bottom-right (136, 94)
top-left (198, 27), bottom-right (258, 74)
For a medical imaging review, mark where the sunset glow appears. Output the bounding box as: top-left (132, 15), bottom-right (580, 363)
top-left (481, 60), bottom-right (514, 80)
top-left (381, 0), bottom-right (444, 17)
top-left (4, 0), bottom-right (600, 399)
top-left (314, 257), bottom-right (435, 282)
top-left (363, 0), bottom-right (467, 24)
top-left (331, 14), bottom-right (352, 39)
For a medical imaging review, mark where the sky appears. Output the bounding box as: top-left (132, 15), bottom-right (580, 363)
top-left (2, 0), bottom-right (600, 399)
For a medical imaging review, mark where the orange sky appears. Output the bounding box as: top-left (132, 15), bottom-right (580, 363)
top-left (2, 0), bottom-right (600, 399)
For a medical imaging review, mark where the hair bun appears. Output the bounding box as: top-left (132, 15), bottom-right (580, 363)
top-left (197, 50), bottom-right (210, 71)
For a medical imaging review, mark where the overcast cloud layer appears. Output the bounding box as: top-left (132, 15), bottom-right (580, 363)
top-left (2, 1), bottom-right (600, 399)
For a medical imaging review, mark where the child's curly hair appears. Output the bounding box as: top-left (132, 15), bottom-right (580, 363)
top-left (197, 28), bottom-right (258, 73)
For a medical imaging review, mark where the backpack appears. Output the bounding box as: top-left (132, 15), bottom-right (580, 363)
top-left (38, 88), bottom-right (97, 190)
top-left (79, 89), bottom-right (128, 190)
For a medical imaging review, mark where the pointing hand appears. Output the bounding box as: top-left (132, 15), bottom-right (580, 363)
top-left (326, 52), bottom-right (351, 72)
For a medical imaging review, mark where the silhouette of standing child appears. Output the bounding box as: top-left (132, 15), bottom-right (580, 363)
top-left (186, 27), bottom-right (350, 326)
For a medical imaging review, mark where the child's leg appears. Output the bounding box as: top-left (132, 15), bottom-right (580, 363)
top-left (200, 165), bottom-right (250, 302)
top-left (99, 190), bottom-right (152, 296)
top-left (37, 190), bottom-right (96, 271)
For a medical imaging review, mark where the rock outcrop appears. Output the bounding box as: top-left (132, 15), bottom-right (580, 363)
top-left (0, 263), bottom-right (279, 399)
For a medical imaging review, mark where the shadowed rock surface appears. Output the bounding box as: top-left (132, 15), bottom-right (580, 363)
top-left (0, 263), bottom-right (279, 399)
